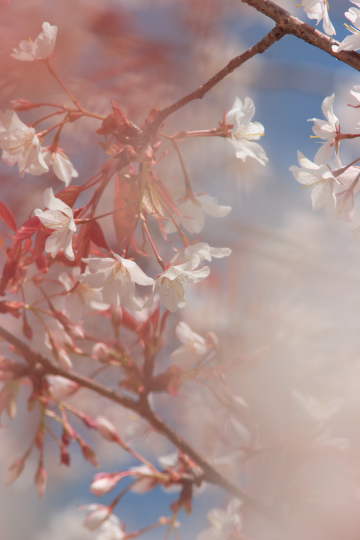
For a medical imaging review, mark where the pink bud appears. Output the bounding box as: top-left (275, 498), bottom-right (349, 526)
top-left (46, 375), bottom-right (78, 401)
top-left (90, 472), bottom-right (124, 495)
top-left (6, 454), bottom-right (27, 485)
top-left (92, 342), bottom-right (111, 362)
top-left (35, 462), bottom-right (47, 497)
top-left (94, 416), bottom-right (121, 443)
top-left (10, 98), bottom-right (36, 111)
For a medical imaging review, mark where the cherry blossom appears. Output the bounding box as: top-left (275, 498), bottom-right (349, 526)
top-left (290, 151), bottom-right (335, 210)
top-left (333, 3), bottom-right (360, 52)
top-left (165, 193), bottom-right (231, 234)
top-left (155, 260), bottom-right (210, 312)
top-left (225, 96), bottom-right (268, 166)
top-left (0, 111), bottom-right (49, 175)
top-left (82, 254), bottom-right (154, 311)
top-left (302, 0), bottom-right (335, 36)
top-left (59, 269), bottom-right (108, 311)
top-left (197, 499), bottom-right (243, 540)
top-left (34, 188), bottom-right (76, 260)
top-left (291, 152), bottom-right (360, 217)
top-left (309, 94), bottom-right (339, 163)
top-left (43, 149), bottom-right (79, 186)
top-left (11, 22), bottom-right (58, 61)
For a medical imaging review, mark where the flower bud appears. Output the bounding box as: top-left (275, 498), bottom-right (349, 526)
top-left (83, 505), bottom-right (110, 530)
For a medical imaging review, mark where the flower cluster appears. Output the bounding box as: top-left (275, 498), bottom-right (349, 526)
top-left (290, 90), bottom-right (360, 222)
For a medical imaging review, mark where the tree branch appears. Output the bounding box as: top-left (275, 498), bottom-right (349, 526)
top-left (152, 24), bottom-right (286, 128)
top-left (0, 324), bottom-right (262, 512)
top-left (241, 0), bottom-right (360, 70)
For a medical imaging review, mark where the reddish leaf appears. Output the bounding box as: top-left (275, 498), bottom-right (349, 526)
top-left (56, 185), bottom-right (83, 208)
top-left (88, 220), bottom-right (109, 250)
top-left (0, 201), bottom-right (17, 232)
top-left (15, 217), bottom-right (41, 241)
top-left (113, 174), bottom-right (141, 249)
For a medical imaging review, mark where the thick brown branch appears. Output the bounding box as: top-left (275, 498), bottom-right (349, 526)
top-left (241, 0), bottom-right (360, 70)
top-left (153, 24), bottom-right (286, 128)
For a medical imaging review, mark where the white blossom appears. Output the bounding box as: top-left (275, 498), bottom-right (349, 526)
top-left (197, 499), bottom-right (243, 540)
top-left (333, 4), bottom-right (360, 52)
top-left (226, 96), bottom-right (268, 166)
top-left (165, 194), bottom-right (231, 234)
top-left (11, 22), bottom-right (58, 61)
top-left (302, 0), bottom-right (335, 36)
top-left (0, 110), bottom-right (49, 175)
top-left (82, 254), bottom-right (154, 311)
top-left (291, 153), bottom-right (360, 218)
top-left (290, 151), bottom-right (335, 210)
top-left (43, 149), bottom-right (78, 186)
top-left (34, 188), bottom-right (76, 260)
top-left (309, 94), bottom-right (339, 163)
top-left (332, 165), bottom-right (360, 220)
top-left (59, 268), bottom-right (108, 311)
top-left (155, 260), bottom-right (210, 312)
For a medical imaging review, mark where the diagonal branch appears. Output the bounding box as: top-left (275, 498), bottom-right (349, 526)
top-left (0, 324), bottom-right (262, 511)
top-left (152, 24), bottom-right (286, 128)
top-left (241, 0), bottom-right (360, 70)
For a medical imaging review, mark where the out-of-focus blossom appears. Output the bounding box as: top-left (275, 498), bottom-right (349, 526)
top-left (82, 254), bottom-right (154, 311)
top-left (293, 390), bottom-right (343, 423)
top-left (0, 111), bottom-right (49, 175)
top-left (349, 84), bottom-right (360, 106)
top-left (43, 149), bottom-right (79, 186)
top-left (155, 260), bottom-right (210, 312)
top-left (333, 3), bottom-right (360, 52)
top-left (11, 22), bottom-right (58, 61)
top-left (170, 321), bottom-right (213, 364)
top-left (83, 505), bottom-right (111, 531)
top-left (309, 94), bottom-right (339, 163)
top-left (179, 242), bottom-right (232, 266)
top-left (165, 194), bottom-right (231, 234)
top-left (226, 96), bottom-right (268, 166)
top-left (197, 499), bottom-right (243, 540)
top-left (34, 188), bottom-right (76, 260)
top-left (302, 0), bottom-right (335, 36)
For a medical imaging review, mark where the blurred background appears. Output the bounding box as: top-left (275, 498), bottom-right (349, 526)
top-left (1, 0), bottom-right (360, 539)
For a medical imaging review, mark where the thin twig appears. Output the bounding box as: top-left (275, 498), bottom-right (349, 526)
top-left (151, 24), bottom-right (286, 129)
top-left (0, 324), bottom-right (261, 512)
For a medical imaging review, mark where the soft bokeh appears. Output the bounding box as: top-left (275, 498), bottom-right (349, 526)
top-left (1, 1), bottom-right (360, 539)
